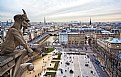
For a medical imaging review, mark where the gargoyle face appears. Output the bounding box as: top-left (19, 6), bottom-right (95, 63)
top-left (21, 9), bottom-right (30, 29)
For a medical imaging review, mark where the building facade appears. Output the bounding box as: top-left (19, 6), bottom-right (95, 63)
top-left (93, 38), bottom-right (121, 77)
top-left (68, 32), bottom-right (85, 47)
top-left (59, 31), bottom-right (68, 45)
top-left (93, 30), bottom-right (120, 40)
top-left (59, 28), bottom-right (85, 47)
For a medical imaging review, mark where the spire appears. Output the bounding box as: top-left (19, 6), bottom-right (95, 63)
top-left (89, 17), bottom-right (91, 25)
top-left (44, 17), bottom-right (46, 25)
top-left (6, 20), bottom-right (8, 25)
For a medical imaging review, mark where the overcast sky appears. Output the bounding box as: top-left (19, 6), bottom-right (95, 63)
top-left (0, 0), bottom-right (121, 22)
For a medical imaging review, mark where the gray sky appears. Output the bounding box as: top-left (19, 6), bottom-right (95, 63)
top-left (0, 0), bottom-right (121, 22)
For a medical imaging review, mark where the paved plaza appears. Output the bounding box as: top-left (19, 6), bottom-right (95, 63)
top-left (56, 50), bottom-right (99, 77)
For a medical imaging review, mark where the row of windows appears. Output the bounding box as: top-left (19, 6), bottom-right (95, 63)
top-left (97, 34), bottom-right (119, 36)
top-left (68, 41), bottom-right (84, 43)
top-left (68, 42), bottom-right (84, 44)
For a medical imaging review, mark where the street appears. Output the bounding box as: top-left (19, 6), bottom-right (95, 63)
top-left (84, 45), bottom-right (109, 77)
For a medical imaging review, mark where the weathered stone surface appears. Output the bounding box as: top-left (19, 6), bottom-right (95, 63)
top-left (0, 51), bottom-right (21, 76)
top-left (0, 61), bottom-right (15, 76)
top-left (8, 60), bottom-right (15, 67)
top-left (0, 67), bottom-right (3, 73)
top-left (0, 9), bottom-right (34, 77)
top-left (0, 9), bottom-right (33, 55)
top-left (0, 50), bottom-right (22, 66)
top-left (0, 56), bottom-right (13, 66)
top-left (0, 62), bottom-right (12, 76)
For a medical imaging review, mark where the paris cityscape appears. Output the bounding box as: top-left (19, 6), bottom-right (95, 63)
top-left (0, 0), bottom-right (121, 77)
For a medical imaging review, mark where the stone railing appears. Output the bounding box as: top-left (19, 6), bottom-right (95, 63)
top-left (0, 50), bottom-right (22, 76)
top-left (0, 49), bottom-right (35, 77)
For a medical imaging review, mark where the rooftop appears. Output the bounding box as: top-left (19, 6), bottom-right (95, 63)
top-left (106, 38), bottom-right (121, 43)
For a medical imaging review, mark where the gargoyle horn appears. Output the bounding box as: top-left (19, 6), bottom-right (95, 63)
top-left (22, 9), bottom-right (26, 14)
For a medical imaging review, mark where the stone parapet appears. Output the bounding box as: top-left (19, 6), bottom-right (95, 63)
top-left (0, 50), bottom-right (23, 76)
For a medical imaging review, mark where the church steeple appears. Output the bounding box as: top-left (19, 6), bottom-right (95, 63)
top-left (89, 17), bottom-right (91, 25)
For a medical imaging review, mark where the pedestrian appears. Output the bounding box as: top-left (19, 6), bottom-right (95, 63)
top-left (85, 46), bottom-right (87, 51)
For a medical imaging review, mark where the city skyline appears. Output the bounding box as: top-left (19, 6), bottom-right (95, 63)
top-left (0, 0), bottom-right (121, 22)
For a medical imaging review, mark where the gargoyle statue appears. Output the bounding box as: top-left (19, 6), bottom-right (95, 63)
top-left (0, 9), bottom-right (34, 77)
top-left (0, 9), bottom-right (33, 55)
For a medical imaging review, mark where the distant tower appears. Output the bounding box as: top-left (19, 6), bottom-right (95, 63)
top-left (10, 19), bottom-right (12, 25)
top-left (6, 20), bottom-right (8, 25)
top-left (89, 17), bottom-right (91, 26)
top-left (44, 17), bottom-right (46, 25)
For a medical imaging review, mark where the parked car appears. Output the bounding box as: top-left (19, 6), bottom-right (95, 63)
top-left (100, 65), bottom-right (105, 71)
top-left (95, 59), bottom-right (100, 65)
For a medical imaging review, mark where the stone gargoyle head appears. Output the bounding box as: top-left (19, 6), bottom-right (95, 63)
top-left (13, 9), bottom-right (30, 32)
